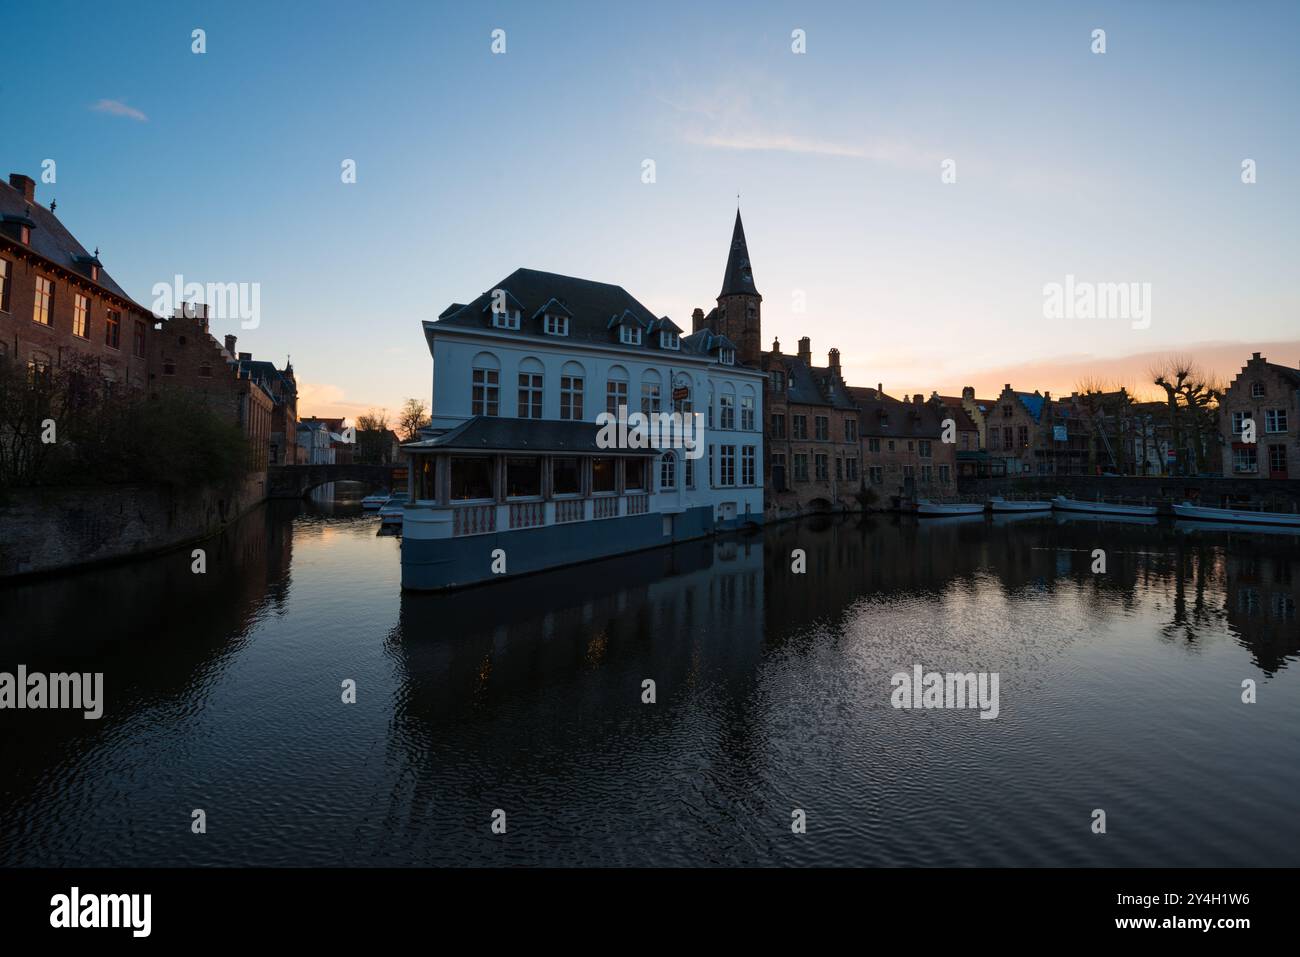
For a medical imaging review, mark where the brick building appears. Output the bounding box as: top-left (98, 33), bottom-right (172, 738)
top-left (1, 172), bottom-right (154, 387)
top-left (851, 388), bottom-right (957, 500)
top-left (934, 392), bottom-right (986, 477)
top-left (229, 336), bottom-right (299, 466)
top-left (692, 211), bottom-right (860, 518)
top-left (1220, 352), bottom-right (1300, 479)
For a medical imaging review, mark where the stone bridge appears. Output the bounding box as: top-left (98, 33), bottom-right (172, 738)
top-left (268, 464), bottom-right (399, 499)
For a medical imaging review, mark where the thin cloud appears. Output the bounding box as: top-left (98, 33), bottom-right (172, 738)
top-left (685, 130), bottom-right (940, 167)
top-left (91, 99), bottom-right (148, 122)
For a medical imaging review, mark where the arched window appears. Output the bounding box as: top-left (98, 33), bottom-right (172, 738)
top-left (606, 364), bottom-right (629, 415)
top-left (471, 351), bottom-right (500, 416)
top-left (660, 451), bottom-right (677, 490)
top-left (640, 369), bottom-right (662, 414)
top-left (560, 361), bottom-right (585, 420)
top-left (518, 356), bottom-right (544, 419)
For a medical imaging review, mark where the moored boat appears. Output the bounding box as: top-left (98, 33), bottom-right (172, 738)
top-left (1172, 502), bottom-right (1300, 527)
top-left (988, 496), bottom-right (1051, 513)
top-left (361, 493), bottom-right (390, 510)
top-left (379, 498), bottom-right (407, 527)
top-left (916, 499), bottom-right (985, 516)
top-left (1051, 496), bottom-right (1158, 517)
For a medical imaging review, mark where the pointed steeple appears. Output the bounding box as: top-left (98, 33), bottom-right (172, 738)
top-left (719, 208), bottom-right (760, 299)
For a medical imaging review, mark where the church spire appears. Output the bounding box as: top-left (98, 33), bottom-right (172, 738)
top-left (719, 208), bottom-right (760, 299)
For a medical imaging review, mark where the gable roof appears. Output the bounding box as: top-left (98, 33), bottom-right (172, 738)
top-left (719, 209), bottom-right (760, 299)
top-left (766, 352), bottom-right (857, 409)
top-left (1016, 392), bottom-right (1045, 422)
top-left (0, 177), bottom-right (142, 309)
top-left (429, 267), bottom-right (724, 360)
top-left (848, 387), bottom-right (946, 438)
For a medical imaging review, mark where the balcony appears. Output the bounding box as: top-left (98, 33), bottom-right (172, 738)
top-left (408, 492), bottom-right (657, 540)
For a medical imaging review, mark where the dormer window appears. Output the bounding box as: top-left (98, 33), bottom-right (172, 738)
top-left (492, 308), bottom-right (521, 330)
top-left (620, 325), bottom-right (642, 346)
top-left (660, 331), bottom-right (679, 350)
top-left (720, 348), bottom-right (735, 366)
top-left (544, 314), bottom-right (569, 337)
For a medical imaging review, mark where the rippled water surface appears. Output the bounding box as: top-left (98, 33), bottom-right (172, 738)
top-left (2, 503), bottom-right (1298, 866)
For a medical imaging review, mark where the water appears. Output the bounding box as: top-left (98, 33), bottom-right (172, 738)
top-left (1, 504), bottom-right (1297, 867)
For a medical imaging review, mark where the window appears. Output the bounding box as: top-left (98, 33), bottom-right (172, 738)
top-left (741, 395), bottom-right (755, 431)
top-left (921, 465), bottom-right (933, 483)
top-left (869, 466), bottom-right (883, 485)
top-left (887, 440), bottom-right (895, 452)
top-left (1251, 382), bottom-right (1265, 398)
top-left (27, 351), bottom-right (52, 385)
top-left (1265, 409), bottom-right (1288, 433)
top-left (835, 457), bottom-right (842, 481)
top-left (472, 367), bottom-right (500, 416)
top-left (793, 415), bottom-right (808, 440)
top-left (719, 446), bottom-right (736, 486)
top-left (720, 394), bottom-right (735, 429)
top-left (741, 446), bottom-right (755, 485)
top-left (543, 314), bottom-right (568, 336)
top-left (769, 370), bottom-right (784, 392)
top-left (660, 331), bottom-right (679, 350)
top-left (606, 377), bottom-right (628, 415)
top-left (592, 456), bottom-right (616, 493)
top-left (907, 441), bottom-right (914, 452)
top-left (1002, 426), bottom-right (1012, 449)
top-left (961, 433), bottom-right (970, 450)
top-left (505, 457), bottom-right (542, 497)
top-left (492, 308), bottom-right (520, 330)
top-left (162, 358), bottom-right (176, 375)
top-left (844, 419), bottom-right (858, 442)
top-left (846, 458), bottom-right (859, 481)
top-left (902, 464), bottom-right (915, 479)
top-left (685, 454), bottom-right (694, 489)
top-left (1269, 445), bottom-right (1287, 474)
top-left (199, 364), bottom-right (212, 377)
top-left (625, 458), bottom-right (646, 491)
top-left (1003, 404), bottom-right (1013, 418)
top-left (450, 456), bottom-right (493, 500)
top-left (33, 276), bottom-right (53, 325)
top-left (560, 375), bottom-right (584, 420)
top-left (919, 440), bottom-right (932, 458)
top-left (770, 414), bottom-right (786, 439)
top-left (553, 457), bottom-right (581, 495)
top-left (518, 372), bottom-right (543, 418)
top-left (641, 378), bottom-right (662, 414)
top-left (1232, 446), bottom-right (1258, 474)
top-left (815, 416), bottom-right (829, 441)
top-left (620, 324), bottom-right (642, 345)
top-left (720, 348), bottom-right (735, 366)
top-left (867, 437), bottom-right (880, 453)
top-left (1231, 411), bottom-right (1251, 435)
top-left (73, 294), bottom-right (89, 338)
top-left (0, 258), bottom-right (11, 312)
top-left (133, 320), bottom-right (146, 357)
top-left (793, 453), bottom-right (809, 482)
top-left (815, 453), bottom-right (828, 481)
top-left (939, 465), bottom-right (951, 483)
top-left (105, 310), bottom-right (121, 349)
top-left (660, 452), bottom-right (677, 489)
top-left (1017, 426), bottom-right (1029, 448)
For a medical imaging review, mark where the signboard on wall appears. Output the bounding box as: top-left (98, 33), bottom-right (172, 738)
top-left (1053, 425), bottom-right (1068, 442)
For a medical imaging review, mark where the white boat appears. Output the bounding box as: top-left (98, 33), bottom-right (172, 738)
top-left (1051, 496), bottom-right (1158, 517)
top-left (361, 493), bottom-right (390, 510)
top-left (1172, 502), bottom-right (1300, 527)
top-left (379, 499), bottom-right (406, 527)
top-left (916, 499), bottom-right (985, 516)
top-left (988, 496), bottom-right (1051, 513)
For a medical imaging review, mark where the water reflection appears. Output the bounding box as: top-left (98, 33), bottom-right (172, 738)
top-left (1, 508), bottom-right (1298, 866)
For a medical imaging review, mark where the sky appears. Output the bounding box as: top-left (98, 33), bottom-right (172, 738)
top-left (6, 0), bottom-right (1298, 420)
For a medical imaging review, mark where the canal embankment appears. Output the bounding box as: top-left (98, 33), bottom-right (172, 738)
top-left (0, 473), bottom-right (267, 579)
top-left (958, 474), bottom-right (1300, 512)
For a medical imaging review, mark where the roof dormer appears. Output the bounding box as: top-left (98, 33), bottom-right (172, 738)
top-left (532, 297), bottom-right (573, 337)
top-left (482, 288), bottom-right (524, 330)
top-left (609, 309), bottom-right (645, 346)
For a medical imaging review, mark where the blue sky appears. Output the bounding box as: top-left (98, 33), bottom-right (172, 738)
top-left (8, 0), bottom-right (1298, 416)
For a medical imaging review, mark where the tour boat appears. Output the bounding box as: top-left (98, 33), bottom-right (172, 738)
top-left (1051, 496), bottom-right (1158, 517)
top-left (916, 499), bottom-right (985, 516)
top-left (988, 496), bottom-right (1051, 513)
top-left (361, 493), bottom-right (390, 510)
top-left (1171, 502), bottom-right (1300, 528)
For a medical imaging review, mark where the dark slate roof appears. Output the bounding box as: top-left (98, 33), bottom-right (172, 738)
top-left (429, 268), bottom-right (721, 360)
top-left (1016, 392), bottom-right (1045, 422)
top-left (683, 328), bottom-right (737, 356)
top-left (719, 209), bottom-right (760, 299)
top-left (934, 397), bottom-right (978, 432)
top-left (404, 416), bottom-right (659, 455)
top-left (0, 177), bottom-right (139, 307)
top-left (1266, 362), bottom-right (1300, 388)
top-left (235, 358), bottom-right (297, 400)
top-left (766, 352), bottom-right (857, 409)
top-left (849, 387), bottom-right (946, 438)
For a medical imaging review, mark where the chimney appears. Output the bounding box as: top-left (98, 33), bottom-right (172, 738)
top-left (224, 334), bottom-right (237, 355)
top-left (691, 307), bottom-right (705, 333)
top-left (772, 337), bottom-right (781, 354)
top-left (877, 382), bottom-right (883, 395)
top-left (8, 173), bottom-right (35, 203)
top-left (913, 394), bottom-right (923, 406)
top-left (1252, 352), bottom-right (1261, 360)
top-left (828, 348), bottom-right (840, 369)
top-left (797, 336), bottom-right (811, 365)
top-left (961, 386), bottom-right (974, 400)
top-left (1004, 383), bottom-right (1011, 390)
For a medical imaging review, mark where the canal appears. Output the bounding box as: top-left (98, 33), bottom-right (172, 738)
top-left (2, 504), bottom-right (1298, 866)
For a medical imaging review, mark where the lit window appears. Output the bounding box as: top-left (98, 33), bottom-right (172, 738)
top-left (33, 276), bottom-right (53, 325)
top-left (0, 258), bottom-right (10, 312)
top-left (105, 310), bottom-right (121, 349)
top-left (73, 294), bottom-right (90, 338)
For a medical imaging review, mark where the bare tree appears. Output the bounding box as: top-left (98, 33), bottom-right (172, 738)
top-left (397, 398), bottom-right (431, 442)
top-left (1151, 356), bottom-right (1223, 475)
